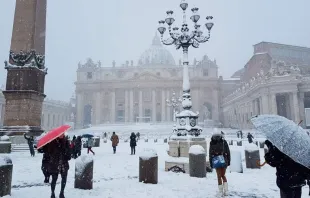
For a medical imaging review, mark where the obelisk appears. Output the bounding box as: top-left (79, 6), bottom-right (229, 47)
top-left (1, 0), bottom-right (47, 136)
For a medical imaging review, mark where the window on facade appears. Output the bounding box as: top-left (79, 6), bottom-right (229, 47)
top-left (203, 70), bottom-right (208, 76)
top-left (87, 72), bottom-right (93, 79)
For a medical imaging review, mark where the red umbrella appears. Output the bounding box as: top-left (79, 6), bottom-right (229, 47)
top-left (37, 125), bottom-right (71, 149)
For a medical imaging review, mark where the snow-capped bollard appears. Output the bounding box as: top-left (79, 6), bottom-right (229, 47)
top-left (237, 141), bottom-right (242, 146)
top-left (103, 138), bottom-right (107, 143)
top-left (74, 155), bottom-right (93, 190)
top-left (259, 141), bottom-right (265, 149)
top-left (0, 141), bottom-right (11, 154)
top-left (230, 150), bottom-right (243, 173)
top-left (228, 140), bottom-right (233, 145)
top-left (189, 145), bottom-right (206, 178)
top-left (154, 139), bottom-right (157, 143)
top-left (139, 149), bottom-right (158, 184)
top-left (245, 144), bottom-right (260, 169)
top-left (0, 156), bottom-right (13, 197)
top-left (144, 139), bottom-right (148, 143)
top-left (93, 137), bottom-right (100, 147)
top-left (124, 139), bottom-right (128, 143)
top-left (164, 138), bottom-right (167, 143)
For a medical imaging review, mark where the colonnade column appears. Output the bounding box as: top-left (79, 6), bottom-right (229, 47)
top-left (129, 89), bottom-right (134, 122)
top-left (76, 93), bottom-right (83, 128)
top-left (152, 89), bottom-right (156, 123)
top-left (161, 89), bottom-right (166, 122)
top-left (125, 90), bottom-right (129, 122)
top-left (111, 90), bottom-right (115, 123)
top-left (291, 92), bottom-right (300, 123)
top-left (139, 90), bottom-right (143, 122)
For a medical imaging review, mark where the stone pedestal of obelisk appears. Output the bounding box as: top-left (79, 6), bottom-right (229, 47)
top-left (0, 0), bottom-right (47, 137)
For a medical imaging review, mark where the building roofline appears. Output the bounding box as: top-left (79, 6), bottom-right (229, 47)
top-left (253, 41), bottom-right (310, 51)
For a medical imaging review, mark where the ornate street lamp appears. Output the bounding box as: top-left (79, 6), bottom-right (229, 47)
top-left (166, 91), bottom-right (182, 122)
top-left (157, 0), bottom-right (214, 136)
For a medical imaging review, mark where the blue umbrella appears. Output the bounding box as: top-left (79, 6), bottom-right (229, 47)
top-left (82, 134), bottom-right (94, 138)
top-left (251, 114), bottom-right (310, 168)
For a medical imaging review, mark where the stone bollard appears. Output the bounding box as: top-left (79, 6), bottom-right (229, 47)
top-left (237, 141), bottom-right (242, 146)
top-left (230, 150), bottom-right (243, 173)
top-left (103, 138), bottom-right (107, 143)
top-left (93, 137), bottom-right (100, 147)
top-left (189, 145), bottom-right (206, 178)
top-left (0, 156), bottom-right (13, 197)
top-left (164, 138), bottom-right (167, 143)
top-left (154, 139), bottom-right (157, 143)
top-left (228, 140), bottom-right (233, 145)
top-left (145, 139), bottom-right (148, 143)
top-left (75, 155), bottom-right (94, 190)
top-left (259, 141), bottom-right (265, 149)
top-left (139, 149), bottom-right (158, 184)
top-left (0, 142), bottom-right (11, 154)
top-left (245, 144), bottom-right (260, 169)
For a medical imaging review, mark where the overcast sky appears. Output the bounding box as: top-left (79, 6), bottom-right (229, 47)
top-left (0, 0), bottom-right (309, 101)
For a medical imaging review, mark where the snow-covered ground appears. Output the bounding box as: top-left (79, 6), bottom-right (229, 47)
top-left (1, 125), bottom-right (309, 198)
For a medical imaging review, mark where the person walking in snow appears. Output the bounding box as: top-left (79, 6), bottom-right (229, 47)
top-left (38, 145), bottom-right (50, 183)
top-left (24, 133), bottom-right (35, 157)
top-left (264, 140), bottom-right (310, 198)
top-left (46, 134), bottom-right (71, 198)
top-left (209, 133), bottom-right (231, 196)
top-left (240, 130), bottom-right (243, 139)
top-left (75, 136), bottom-right (82, 157)
top-left (136, 132), bottom-right (140, 140)
top-left (87, 137), bottom-right (95, 155)
top-left (247, 132), bottom-right (254, 144)
top-left (130, 132), bottom-right (137, 155)
top-left (110, 132), bottom-right (119, 154)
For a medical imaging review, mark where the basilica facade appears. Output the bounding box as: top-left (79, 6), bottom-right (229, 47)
top-left (74, 34), bottom-right (237, 128)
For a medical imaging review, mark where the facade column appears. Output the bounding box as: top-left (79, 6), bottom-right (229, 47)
top-left (125, 90), bottom-right (129, 123)
top-left (213, 88), bottom-right (219, 121)
top-left (95, 92), bottom-right (101, 125)
top-left (298, 92), bottom-right (305, 127)
top-left (76, 93), bottom-right (83, 129)
top-left (152, 89), bottom-right (156, 123)
top-left (129, 89), bottom-right (134, 122)
top-left (268, 94), bottom-right (277, 115)
top-left (261, 94), bottom-right (269, 114)
top-left (139, 90), bottom-right (143, 121)
top-left (166, 90), bottom-right (171, 122)
top-left (111, 90), bottom-right (115, 123)
top-left (161, 89), bottom-right (166, 122)
top-left (292, 92), bottom-right (300, 123)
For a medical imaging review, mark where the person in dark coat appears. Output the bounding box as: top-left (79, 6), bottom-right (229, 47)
top-left (240, 130), bottom-right (243, 139)
top-left (209, 133), bottom-right (231, 196)
top-left (71, 136), bottom-right (76, 158)
top-left (46, 134), bottom-right (71, 198)
top-left (130, 132), bottom-right (137, 155)
top-left (236, 131), bottom-right (240, 138)
top-left (136, 132), bottom-right (140, 140)
top-left (38, 145), bottom-right (50, 183)
top-left (24, 133), bottom-right (35, 157)
top-left (75, 136), bottom-right (82, 157)
top-left (264, 140), bottom-right (310, 198)
top-left (247, 132), bottom-right (254, 143)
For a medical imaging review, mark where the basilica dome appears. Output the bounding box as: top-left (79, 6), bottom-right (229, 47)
top-left (138, 34), bottom-right (176, 66)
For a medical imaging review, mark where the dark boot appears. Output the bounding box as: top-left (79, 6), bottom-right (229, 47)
top-left (59, 192), bottom-right (65, 198)
top-left (51, 192), bottom-right (55, 198)
top-left (44, 177), bottom-right (49, 183)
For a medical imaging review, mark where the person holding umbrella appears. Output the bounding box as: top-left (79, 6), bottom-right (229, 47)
top-left (36, 125), bottom-right (72, 198)
top-left (87, 137), bottom-right (95, 155)
top-left (252, 115), bottom-right (310, 198)
top-left (38, 145), bottom-right (50, 183)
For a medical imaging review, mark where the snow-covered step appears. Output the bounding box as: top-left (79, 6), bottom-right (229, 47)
top-left (12, 144), bottom-right (29, 152)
